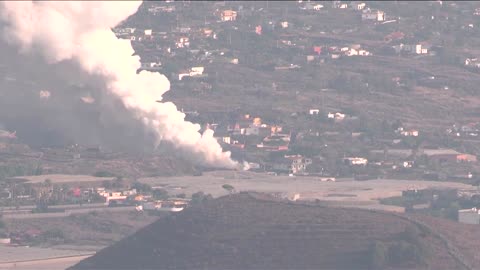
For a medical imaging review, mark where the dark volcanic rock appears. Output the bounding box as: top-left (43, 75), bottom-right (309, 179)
top-left (70, 193), bottom-right (464, 270)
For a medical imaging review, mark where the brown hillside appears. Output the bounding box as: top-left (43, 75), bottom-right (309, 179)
top-left (70, 193), bottom-right (467, 270)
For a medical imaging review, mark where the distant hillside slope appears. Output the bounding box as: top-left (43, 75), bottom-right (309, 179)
top-left (71, 193), bottom-right (468, 270)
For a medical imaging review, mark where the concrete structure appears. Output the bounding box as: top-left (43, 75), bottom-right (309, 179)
top-left (458, 208), bottom-right (480, 225)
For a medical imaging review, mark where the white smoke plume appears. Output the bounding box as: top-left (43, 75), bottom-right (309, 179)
top-left (0, 1), bottom-right (237, 168)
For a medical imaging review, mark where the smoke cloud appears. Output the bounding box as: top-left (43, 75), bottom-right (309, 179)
top-left (0, 1), bottom-right (237, 168)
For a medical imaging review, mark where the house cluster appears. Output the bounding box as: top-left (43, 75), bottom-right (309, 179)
top-left (306, 44), bottom-right (371, 62)
top-left (214, 114), bottom-right (291, 153)
top-left (395, 127), bottom-right (419, 137)
top-left (178, 66), bottom-right (205, 81)
top-left (391, 43), bottom-right (429, 55)
top-left (264, 155), bottom-right (313, 175)
top-left (446, 122), bottom-right (480, 138)
top-left (136, 198), bottom-right (189, 212)
top-left (219, 9), bottom-right (238, 22)
top-left (465, 57), bottom-right (480, 69)
top-left (344, 157), bottom-right (368, 166)
top-left (361, 8), bottom-right (386, 22)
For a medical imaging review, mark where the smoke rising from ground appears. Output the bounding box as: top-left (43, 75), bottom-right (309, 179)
top-left (0, 1), bottom-right (237, 168)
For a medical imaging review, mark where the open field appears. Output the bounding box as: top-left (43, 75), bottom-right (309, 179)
top-left (0, 246), bottom-right (94, 270)
top-left (13, 174), bottom-right (115, 184)
top-left (140, 170), bottom-right (474, 211)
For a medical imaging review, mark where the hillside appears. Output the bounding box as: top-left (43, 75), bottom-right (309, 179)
top-left (70, 193), bottom-right (468, 270)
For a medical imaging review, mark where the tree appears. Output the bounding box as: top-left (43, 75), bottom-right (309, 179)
top-left (102, 180), bottom-right (112, 189)
top-left (370, 241), bottom-right (388, 270)
top-left (191, 191), bottom-right (212, 205)
top-left (43, 179), bottom-right (52, 188)
top-left (222, 184), bottom-right (235, 194)
top-left (131, 182), bottom-right (152, 193)
top-left (445, 201), bottom-right (461, 221)
top-left (152, 189), bottom-right (169, 200)
top-left (112, 177), bottom-right (124, 189)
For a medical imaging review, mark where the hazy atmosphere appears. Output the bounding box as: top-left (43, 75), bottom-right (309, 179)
top-left (0, 1), bottom-right (480, 270)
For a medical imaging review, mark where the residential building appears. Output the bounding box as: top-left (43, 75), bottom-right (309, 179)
top-left (458, 208), bottom-right (480, 224)
top-left (353, 2), bottom-right (366, 10)
top-left (313, 4), bottom-right (324, 10)
top-left (140, 61), bottom-right (162, 71)
top-left (465, 58), bottom-right (480, 69)
top-left (328, 112), bottom-right (346, 121)
top-left (393, 44), bottom-right (428, 55)
top-left (457, 154), bottom-right (477, 163)
top-left (344, 157), bottom-right (368, 166)
top-left (309, 109), bottom-right (320, 115)
top-left (269, 155), bottom-right (312, 174)
top-left (313, 46), bottom-right (322, 55)
top-left (361, 9), bottom-right (385, 22)
top-left (400, 129), bottom-right (419, 137)
top-left (178, 66), bottom-right (205, 81)
top-left (221, 10), bottom-right (237, 22)
top-left (175, 37), bottom-right (190, 48)
top-left (255, 25), bottom-right (262, 35)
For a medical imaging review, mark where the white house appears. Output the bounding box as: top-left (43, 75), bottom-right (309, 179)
top-left (175, 37), bottom-right (190, 48)
top-left (313, 4), bottom-right (324, 10)
top-left (401, 129), bottom-right (419, 137)
top-left (328, 112), bottom-right (346, 120)
top-left (355, 2), bottom-right (366, 10)
top-left (344, 157), bottom-right (368, 166)
top-left (280, 21), bottom-right (289, 28)
top-left (458, 208), bottom-right (480, 224)
top-left (393, 44), bottom-right (428, 55)
top-left (178, 66), bottom-right (205, 81)
top-left (346, 48), bottom-right (358, 56)
top-left (465, 58), bottom-right (480, 68)
top-left (140, 61), bottom-right (162, 70)
top-left (144, 29), bottom-right (152, 36)
top-left (221, 10), bottom-right (237, 22)
top-left (362, 9), bottom-right (385, 22)
top-left (358, 49), bottom-right (371, 56)
top-left (190, 66), bottom-right (204, 76)
top-left (309, 109), bottom-right (320, 115)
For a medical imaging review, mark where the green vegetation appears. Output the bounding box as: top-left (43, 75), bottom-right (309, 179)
top-left (93, 171), bottom-right (117, 177)
top-left (0, 164), bottom-right (40, 180)
top-left (131, 182), bottom-right (152, 193)
top-left (222, 184), bottom-right (235, 194)
top-left (191, 191), bottom-right (213, 205)
top-left (152, 189), bottom-right (169, 200)
top-left (369, 226), bottom-right (428, 269)
top-left (369, 241), bottom-right (388, 270)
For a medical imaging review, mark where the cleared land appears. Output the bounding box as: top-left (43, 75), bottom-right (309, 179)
top-left (0, 246), bottom-right (94, 270)
top-left (13, 174), bottom-right (115, 184)
top-left (139, 170), bottom-right (473, 211)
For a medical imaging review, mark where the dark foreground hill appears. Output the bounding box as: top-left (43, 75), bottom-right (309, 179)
top-left (70, 193), bottom-right (468, 270)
